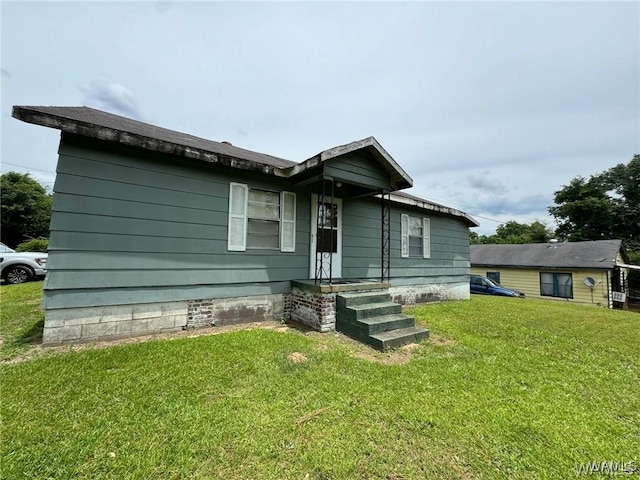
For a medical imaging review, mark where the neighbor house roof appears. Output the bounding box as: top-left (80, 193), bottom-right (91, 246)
top-left (471, 240), bottom-right (626, 270)
top-left (12, 105), bottom-right (477, 226)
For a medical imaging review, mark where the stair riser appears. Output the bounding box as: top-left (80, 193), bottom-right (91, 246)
top-left (367, 316), bottom-right (415, 334)
top-left (373, 331), bottom-right (430, 351)
top-left (341, 304), bottom-right (402, 322)
top-left (335, 320), bottom-right (372, 343)
top-left (338, 316), bottom-right (415, 335)
top-left (337, 293), bottom-right (391, 308)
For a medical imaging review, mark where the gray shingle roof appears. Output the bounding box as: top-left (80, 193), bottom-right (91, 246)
top-left (12, 106), bottom-right (296, 169)
top-left (470, 240), bottom-right (625, 270)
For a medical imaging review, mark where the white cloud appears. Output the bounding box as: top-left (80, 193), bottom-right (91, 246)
top-left (80, 78), bottom-right (143, 120)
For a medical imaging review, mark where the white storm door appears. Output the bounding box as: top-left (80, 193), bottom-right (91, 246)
top-left (310, 195), bottom-right (342, 279)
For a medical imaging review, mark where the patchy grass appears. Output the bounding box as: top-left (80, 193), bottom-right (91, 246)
top-left (1, 289), bottom-right (639, 479)
top-left (0, 282), bottom-right (45, 360)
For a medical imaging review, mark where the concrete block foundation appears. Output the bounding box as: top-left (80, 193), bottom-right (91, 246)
top-left (41, 281), bottom-right (469, 344)
top-left (43, 293), bottom-right (286, 344)
top-left (43, 301), bottom-right (188, 344)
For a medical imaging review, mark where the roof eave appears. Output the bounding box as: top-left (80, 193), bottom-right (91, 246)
top-left (388, 192), bottom-right (479, 226)
top-left (11, 106), bottom-right (284, 177)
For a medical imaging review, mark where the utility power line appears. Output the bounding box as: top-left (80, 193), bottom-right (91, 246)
top-left (1, 161), bottom-right (56, 175)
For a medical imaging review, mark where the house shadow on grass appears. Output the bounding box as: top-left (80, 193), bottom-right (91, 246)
top-left (17, 318), bottom-right (44, 345)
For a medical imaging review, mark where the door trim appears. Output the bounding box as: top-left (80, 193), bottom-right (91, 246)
top-left (310, 195), bottom-right (343, 280)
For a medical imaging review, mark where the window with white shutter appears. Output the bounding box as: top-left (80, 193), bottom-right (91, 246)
top-left (227, 183), bottom-right (296, 252)
top-left (401, 214), bottom-right (430, 259)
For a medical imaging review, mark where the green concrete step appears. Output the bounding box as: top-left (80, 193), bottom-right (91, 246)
top-left (369, 326), bottom-right (430, 351)
top-left (335, 289), bottom-right (430, 351)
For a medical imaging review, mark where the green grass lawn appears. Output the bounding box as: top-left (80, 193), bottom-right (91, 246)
top-left (1, 285), bottom-right (639, 479)
top-left (0, 281), bottom-right (45, 361)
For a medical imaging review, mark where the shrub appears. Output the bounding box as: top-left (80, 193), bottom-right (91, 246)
top-left (16, 237), bottom-right (48, 253)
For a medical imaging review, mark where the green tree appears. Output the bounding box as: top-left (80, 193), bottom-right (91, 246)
top-left (548, 176), bottom-right (613, 242)
top-left (494, 220), bottom-right (553, 244)
top-left (470, 220), bottom-right (553, 245)
top-left (548, 155), bottom-right (640, 257)
top-left (16, 237), bottom-right (49, 253)
top-left (603, 155), bottom-right (640, 254)
top-left (1, 172), bottom-right (52, 248)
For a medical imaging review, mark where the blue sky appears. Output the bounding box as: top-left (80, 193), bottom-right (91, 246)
top-left (2, 1), bottom-right (638, 235)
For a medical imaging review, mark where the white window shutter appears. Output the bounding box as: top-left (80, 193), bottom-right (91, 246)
top-left (422, 217), bottom-right (431, 259)
top-left (401, 214), bottom-right (409, 258)
top-left (228, 183), bottom-right (248, 251)
top-left (280, 191), bottom-right (296, 252)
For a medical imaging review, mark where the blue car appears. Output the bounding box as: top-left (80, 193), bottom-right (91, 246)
top-left (469, 274), bottom-right (525, 297)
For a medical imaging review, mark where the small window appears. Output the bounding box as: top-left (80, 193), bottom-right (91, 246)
top-left (228, 183), bottom-right (296, 252)
top-left (487, 272), bottom-right (501, 284)
top-left (401, 214), bottom-right (430, 259)
top-left (540, 272), bottom-right (573, 299)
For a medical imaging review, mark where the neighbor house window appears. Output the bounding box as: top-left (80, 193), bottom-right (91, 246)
top-left (228, 183), bottom-right (296, 252)
top-left (401, 214), bottom-right (430, 259)
top-left (540, 272), bottom-right (573, 299)
top-left (487, 272), bottom-right (501, 284)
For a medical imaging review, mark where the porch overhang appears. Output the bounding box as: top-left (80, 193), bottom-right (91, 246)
top-left (285, 137), bottom-right (413, 192)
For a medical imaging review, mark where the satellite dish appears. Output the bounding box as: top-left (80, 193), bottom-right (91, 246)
top-left (583, 277), bottom-right (596, 287)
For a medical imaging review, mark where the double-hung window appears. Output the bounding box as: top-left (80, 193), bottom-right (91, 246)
top-left (228, 183), bottom-right (296, 252)
top-left (540, 272), bottom-right (573, 299)
top-left (401, 214), bottom-right (430, 258)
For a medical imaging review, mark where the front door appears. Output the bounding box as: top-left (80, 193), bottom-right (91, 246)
top-left (310, 195), bottom-right (342, 280)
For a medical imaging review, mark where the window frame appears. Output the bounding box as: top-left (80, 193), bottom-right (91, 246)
top-left (486, 271), bottom-right (501, 284)
top-left (401, 214), bottom-right (431, 259)
top-left (246, 188), bottom-right (281, 250)
top-left (227, 182), bottom-right (296, 252)
top-left (539, 272), bottom-right (573, 299)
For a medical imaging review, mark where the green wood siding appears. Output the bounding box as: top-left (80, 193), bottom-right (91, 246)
top-left (45, 136), bottom-right (309, 308)
top-left (323, 152), bottom-right (392, 190)
top-left (341, 198), bottom-right (470, 280)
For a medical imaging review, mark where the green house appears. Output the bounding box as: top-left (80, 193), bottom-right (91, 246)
top-left (13, 106), bottom-right (478, 349)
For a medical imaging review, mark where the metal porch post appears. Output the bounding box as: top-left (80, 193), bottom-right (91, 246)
top-left (381, 190), bottom-right (391, 283)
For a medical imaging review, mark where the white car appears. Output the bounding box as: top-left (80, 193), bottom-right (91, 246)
top-left (0, 242), bottom-right (48, 284)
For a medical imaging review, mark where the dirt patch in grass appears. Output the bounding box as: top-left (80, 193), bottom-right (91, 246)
top-left (429, 334), bottom-right (456, 346)
top-left (347, 341), bottom-right (422, 365)
top-left (287, 351), bottom-right (308, 363)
